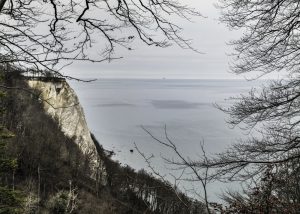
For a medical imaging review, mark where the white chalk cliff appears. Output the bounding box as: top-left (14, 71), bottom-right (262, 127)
top-left (27, 79), bottom-right (106, 183)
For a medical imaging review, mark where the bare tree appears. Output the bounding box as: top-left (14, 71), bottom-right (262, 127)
top-left (0, 0), bottom-right (201, 78)
top-left (196, 0), bottom-right (300, 181)
top-left (218, 0), bottom-right (300, 77)
top-left (138, 125), bottom-right (212, 214)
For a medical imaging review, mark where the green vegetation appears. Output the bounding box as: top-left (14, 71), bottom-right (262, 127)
top-left (0, 77), bottom-right (24, 214)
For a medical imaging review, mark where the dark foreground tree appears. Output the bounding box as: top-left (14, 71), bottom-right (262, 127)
top-left (199, 1), bottom-right (300, 211)
top-left (204, 0), bottom-right (300, 182)
top-left (0, 0), bottom-right (201, 78)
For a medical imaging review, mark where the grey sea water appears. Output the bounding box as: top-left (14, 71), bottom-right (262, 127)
top-left (69, 78), bottom-right (263, 201)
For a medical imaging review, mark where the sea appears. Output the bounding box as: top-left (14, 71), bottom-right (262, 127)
top-left (68, 78), bottom-right (264, 202)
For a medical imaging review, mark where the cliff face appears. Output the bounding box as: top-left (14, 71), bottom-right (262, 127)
top-left (27, 79), bottom-right (106, 183)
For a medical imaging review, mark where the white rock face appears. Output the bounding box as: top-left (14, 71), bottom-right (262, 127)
top-left (27, 79), bottom-right (106, 183)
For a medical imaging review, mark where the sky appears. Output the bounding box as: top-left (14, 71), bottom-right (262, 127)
top-left (64, 0), bottom-right (243, 80)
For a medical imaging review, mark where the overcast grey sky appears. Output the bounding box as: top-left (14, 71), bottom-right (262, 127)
top-left (64, 0), bottom-right (242, 79)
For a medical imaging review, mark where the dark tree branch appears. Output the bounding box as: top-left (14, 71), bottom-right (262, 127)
top-left (140, 125), bottom-right (212, 214)
top-left (0, 0), bottom-right (202, 77)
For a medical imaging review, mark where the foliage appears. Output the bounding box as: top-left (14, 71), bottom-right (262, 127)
top-left (0, 187), bottom-right (23, 214)
top-left (47, 191), bottom-right (69, 214)
top-left (0, 88), bottom-right (23, 213)
top-left (47, 189), bottom-right (77, 214)
top-left (23, 192), bottom-right (39, 214)
top-left (209, 163), bottom-right (300, 213)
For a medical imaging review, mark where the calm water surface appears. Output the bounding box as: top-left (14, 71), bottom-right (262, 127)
top-left (69, 78), bottom-right (263, 201)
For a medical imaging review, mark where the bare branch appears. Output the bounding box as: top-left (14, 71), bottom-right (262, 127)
top-left (140, 125), bottom-right (212, 214)
top-left (0, 0), bottom-right (202, 76)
